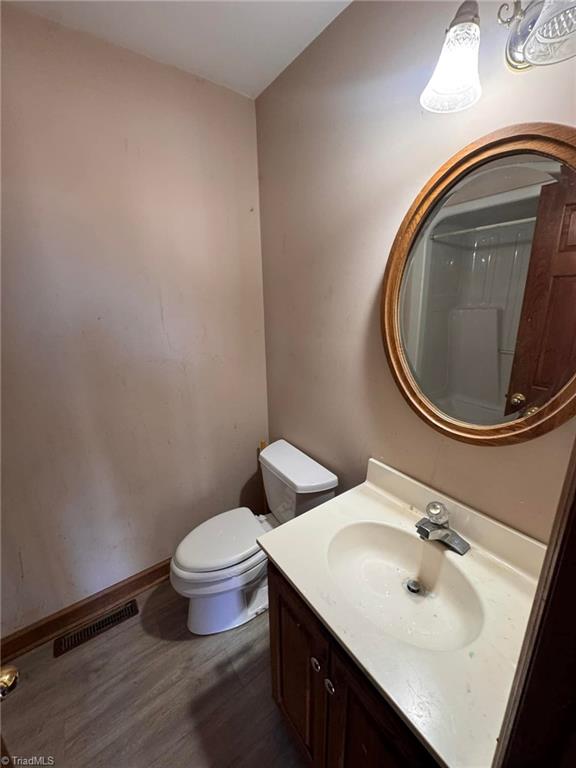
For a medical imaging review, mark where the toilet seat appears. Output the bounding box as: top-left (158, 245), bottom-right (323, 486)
top-left (171, 546), bottom-right (267, 584)
top-left (173, 507), bottom-right (267, 579)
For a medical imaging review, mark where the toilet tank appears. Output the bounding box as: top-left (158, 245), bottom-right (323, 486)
top-left (258, 440), bottom-right (338, 524)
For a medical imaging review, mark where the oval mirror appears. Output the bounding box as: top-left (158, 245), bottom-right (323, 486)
top-left (382, 124), bottom-right (576, 445)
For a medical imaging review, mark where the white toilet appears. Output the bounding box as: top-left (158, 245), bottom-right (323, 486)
top-left (170, 439), bottom-right (338, 634)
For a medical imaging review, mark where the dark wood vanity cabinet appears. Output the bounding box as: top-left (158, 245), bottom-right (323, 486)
top-left (268, 563), bottom-right (438, 768)
top-left (268, 561), bottom-right (329, 765)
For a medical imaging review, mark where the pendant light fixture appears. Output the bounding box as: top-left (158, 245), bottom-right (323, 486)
top-left (524, 0), bottom-right (576, 63)
top-left (420, 1), bottom-right (482, 114)
top-left (422, 1), bottom-right (576, 112)
top-left (498, 0), bottom-right (576, 69)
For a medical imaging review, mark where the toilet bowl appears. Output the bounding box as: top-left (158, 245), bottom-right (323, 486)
top-left (170, 440), bottom-right (338, 635)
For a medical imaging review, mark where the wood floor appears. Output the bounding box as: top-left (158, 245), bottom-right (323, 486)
top-left (2, 582), bottom-right (308, 768)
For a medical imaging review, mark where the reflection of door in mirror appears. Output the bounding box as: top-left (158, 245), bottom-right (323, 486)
top-left (505, 168), bottom-right (576, 415)
top-left (400, 154), bottom-right (573, 426)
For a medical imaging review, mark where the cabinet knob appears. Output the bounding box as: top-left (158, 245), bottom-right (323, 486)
top-left (324, 678), bottom-right (336, 696)
top-left (310, 657), bottom-right (321, 673)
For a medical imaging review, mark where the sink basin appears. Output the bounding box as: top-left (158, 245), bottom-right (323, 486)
top-left (259, 458), bottom-right (545, 768)
top-left (327, 522), bottom-right (484, 651)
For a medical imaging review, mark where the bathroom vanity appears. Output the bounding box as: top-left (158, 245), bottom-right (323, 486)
top-left (268, 562), bottom-right (437, 767)
top-left (258, 459), bottom-right (545, 768)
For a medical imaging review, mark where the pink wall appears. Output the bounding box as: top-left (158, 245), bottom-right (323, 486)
top-left (256, 1), bottom-right (576, 543)
top-left (4, 1), bottom-right (576, 637)
top-left (2, 8), bottom-right (268, 634)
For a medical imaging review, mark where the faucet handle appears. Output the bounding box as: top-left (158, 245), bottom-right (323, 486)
top-left (425, 501), bottom-right (449, 526)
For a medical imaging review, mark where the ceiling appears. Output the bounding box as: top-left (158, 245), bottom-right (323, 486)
top-left (19, 0), bottom-right (351, 97)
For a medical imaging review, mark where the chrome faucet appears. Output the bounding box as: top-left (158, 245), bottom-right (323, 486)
top-left (415, 501), bottom-right (470, 556)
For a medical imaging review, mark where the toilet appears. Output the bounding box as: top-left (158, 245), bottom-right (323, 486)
top-left (170, 439), bottom-right (338, 634)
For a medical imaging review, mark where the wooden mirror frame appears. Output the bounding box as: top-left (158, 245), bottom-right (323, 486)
top-left (381, 123), bottom-right (576, 446)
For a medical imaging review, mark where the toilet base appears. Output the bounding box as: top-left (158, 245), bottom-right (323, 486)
top-left (186, 577), bottom-right (269, 635)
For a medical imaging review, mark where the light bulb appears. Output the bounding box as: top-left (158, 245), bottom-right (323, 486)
top-left (420, 2), bottom-right (482, 114)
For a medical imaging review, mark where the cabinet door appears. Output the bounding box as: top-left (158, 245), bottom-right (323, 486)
top-left (326, 648), bottom-right (438, 768)
top-left (268, 563), bottom-right (329, 766)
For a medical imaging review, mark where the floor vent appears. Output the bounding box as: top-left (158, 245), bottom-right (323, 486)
top-left (53, 600), bottom-right (139, 657)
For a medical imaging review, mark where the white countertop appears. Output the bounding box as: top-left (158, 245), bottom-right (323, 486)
top-left (257, 459), bottom-right (545, 768)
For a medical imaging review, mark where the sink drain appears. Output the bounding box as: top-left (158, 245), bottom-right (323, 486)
top-left (406, 579), bottom-right (422, 595)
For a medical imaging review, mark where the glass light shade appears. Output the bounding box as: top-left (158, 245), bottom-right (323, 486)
top-left (524, 0), bottom-right (576, 64)
top-left (420, 22), bottom-right (482, 113)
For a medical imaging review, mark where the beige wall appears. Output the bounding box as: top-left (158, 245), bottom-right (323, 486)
top-left (257, 1), bottom-right (576, 543)
top-left (2, 7), bottom-right (267, 635)
top-left (4, 1), bottom-right (576, 637)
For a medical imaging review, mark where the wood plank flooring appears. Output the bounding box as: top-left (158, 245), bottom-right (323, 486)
top-left (2, 582), bottom-right (307, 768)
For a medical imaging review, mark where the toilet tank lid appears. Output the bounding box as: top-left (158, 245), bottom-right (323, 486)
top-left (259, 440), bottom-right (338, 493)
